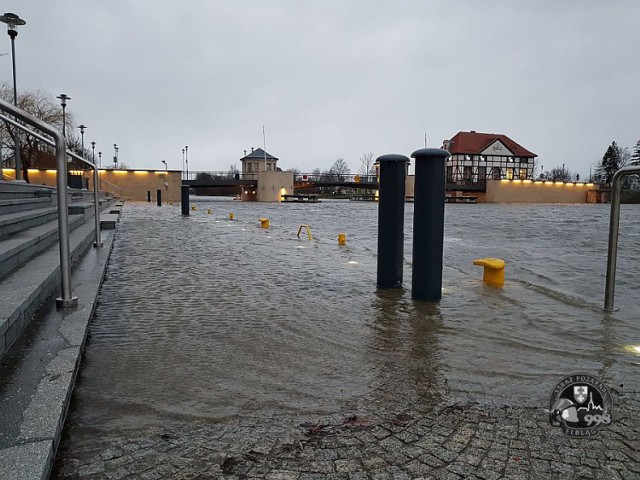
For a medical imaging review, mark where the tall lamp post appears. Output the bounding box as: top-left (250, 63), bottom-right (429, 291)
top-left (185, 145), bottom-right (189, 180)
top-left (161, 159), bottom-right (167, 171)
top-left (78, 124), bottom-right (86, 156)
top-left (91, 141), bottom-right (96, 164)
top-left (182, 147), bottom-right (185, 179)
top-left (56, 94), bottom-right (71, 137)
top-left (1, 12), bottom-right (26, 180)
top-left (113, 143), bottom-right (118, 168)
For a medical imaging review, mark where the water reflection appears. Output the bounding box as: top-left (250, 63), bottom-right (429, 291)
top-left (368, 289), bottom-right (444, 413)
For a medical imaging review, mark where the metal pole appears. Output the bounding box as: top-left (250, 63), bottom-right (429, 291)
top-left (147, 190), bottom-right (151, 202)
top-left (604, 165), bottom-right (640, 310)
top-left (376, 154), bottom-right (409, 288)
top-left (181, 185), bottom-right (190, 215)
top-left (10, 35), bottom-right (21, 180)
top-left (411, 148), bottom-right (449, 301)
top-left (157, 189), bottom-right (162, 206)
top-left (185, 145), bottom-right (189, 180)
top-left (93, 165), bottom-right (103, 247)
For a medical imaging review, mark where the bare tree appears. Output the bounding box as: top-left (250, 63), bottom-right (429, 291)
top-left (329, 158), bottom-right (350, 181)
top-left (358, 152), bottom-right (375, 179)
top-left (0, 83), bottom-right (74, 182)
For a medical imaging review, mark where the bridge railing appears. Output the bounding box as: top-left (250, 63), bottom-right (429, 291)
top-left (183, 171), bottom-right (256, 181)
top-left (294, 173), bottom-right (378, 184)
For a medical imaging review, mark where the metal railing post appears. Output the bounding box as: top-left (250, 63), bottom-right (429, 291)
top-left (604, 165), bottom-right (640, 311)
top-left (93, 166), bottom-right (103, 247)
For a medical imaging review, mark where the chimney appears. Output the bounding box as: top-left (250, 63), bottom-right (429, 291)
top-left (470, 130), bottom-right (476, 133)
top-left (244, 150), bottom-right (247, 156)
top-left (251, 147), bottom-right (254, 153)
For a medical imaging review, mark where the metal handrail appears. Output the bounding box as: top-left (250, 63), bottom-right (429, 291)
top-left (0, 98), bottom-right (78, 306)
top-left (604, 165), bottom-right (640, 310)
top-left (0, 113), bottom-right (102, 249)
top-left (98, 176), bottom-right (125, 193)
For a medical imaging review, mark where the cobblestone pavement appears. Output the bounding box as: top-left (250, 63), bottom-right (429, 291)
top-left (53, 390), bottom-right (639, 480)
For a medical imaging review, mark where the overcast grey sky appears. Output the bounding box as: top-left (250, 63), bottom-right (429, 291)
top-left (5, 1), bottom-right (640, 177)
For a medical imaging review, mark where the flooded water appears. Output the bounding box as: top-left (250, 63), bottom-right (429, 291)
top-left (57, 199), bottom-right (640, 460)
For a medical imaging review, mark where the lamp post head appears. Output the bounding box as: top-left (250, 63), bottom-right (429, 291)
top-left (91, 141), bottom-right (96, 148)
top-left (0, 13), bottom-right (25, 38)
top-left (78, 124), bottom-right (87, 134)
top-left (185, 145), bottom-right (188, 151)
top-left (56, 93), bottom-right (70, 107)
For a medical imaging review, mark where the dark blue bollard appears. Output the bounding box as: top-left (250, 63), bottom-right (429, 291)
top-left (181, 185), bottom-right (190, 215)
top-left (147, 190), bottom-right (151, 202)
top-left (156, 189), bottom-right (162, 206)
top-left (376, 154), bottom-right (409, 288)
top-left (411, 148), bottom-right (449, 301)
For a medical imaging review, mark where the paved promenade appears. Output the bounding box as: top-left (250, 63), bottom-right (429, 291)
top-left (54, 390), bottom-right (639, 479)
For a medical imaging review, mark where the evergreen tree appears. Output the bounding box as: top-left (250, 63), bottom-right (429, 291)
top-left (631, 140), bottom-right (640, 166)
top-left (594, 141), bottom-right (622, 185)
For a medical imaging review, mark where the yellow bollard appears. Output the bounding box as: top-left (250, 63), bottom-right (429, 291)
top-left (338, 233), bottom-right (347, 245)
top-left (207, 208), bottom-right (212, 214)
top-left (169, 201), bottom-right (172, 206)
top-left (229, 213), bottom-right (234, 220)
top-left (472, 258), bottom-right (505, 287)
top-left (297, 225), bottom-right (313, 240)
top-left (191, 204), bottom-right (197, 211)
top-left (260, 218), bottom-right (269, 228)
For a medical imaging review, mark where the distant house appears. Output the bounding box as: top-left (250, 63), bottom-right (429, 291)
top-left (442, 131), bottom-right (537, 187)
top-left (240, 147), bottom-right (279, 178)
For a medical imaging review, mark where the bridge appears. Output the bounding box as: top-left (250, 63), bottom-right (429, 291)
top-left (182, 171), bottom-right (378, 190)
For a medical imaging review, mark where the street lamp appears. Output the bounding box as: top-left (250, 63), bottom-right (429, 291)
top-left (1, 12), bottom-right (26, 180)
top-left (98, 151), bottom-right (102, 168)
top-left (78, 124), bottom-right (87, 157)
top-left (182, 147), bottom-right (185, 179)
top-left (91, 141), bottom-right (96, 165)
top-left (185, 145), bottom-right (189, 179)
top-left (161, 159), bottom-right (167, 171)
top-left (56, 94), bottom-right (71, 137)
top-left (113, 143), bottom-right (118, 168)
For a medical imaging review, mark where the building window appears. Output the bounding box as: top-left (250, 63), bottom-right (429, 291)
top-left (506, 168), bottom-right (514, 180)
top-left (492, 167), bottom-right (501, 180)
top-left (478, 166), bottom-right (486, 180)
top-left (463, 166), bottom-right (473, 181)
top-left (247, 163), bottom-right (252, 173)
top-left (446, 166), bottom-right (453, 182)
top-left (520, 168), bottom-right (528, 179)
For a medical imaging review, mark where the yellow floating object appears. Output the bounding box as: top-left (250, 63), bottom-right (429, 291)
top-left (207, 208), bottom-right (212, 214)
top-left (229, 213), bottom-right (234, 220)
top-left (169, 201), bottom-right (172, 206)
top-left (260, 218), bottom-right (269, 228)
top-left (338, 233), bottom-right (347, 245)
top-left (191, 204), bottom-right (197, 211)
top-left (473, 257), bottom-right (505, 287)
top-left (297, 225), bottom-right (313, 240)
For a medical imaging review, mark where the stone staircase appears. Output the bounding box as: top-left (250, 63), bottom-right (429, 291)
top-left (0, 180), bottom-right (118, 359)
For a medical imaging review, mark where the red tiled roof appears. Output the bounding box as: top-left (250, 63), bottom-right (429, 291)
top-left (444, 131), bottom-right (536, 158)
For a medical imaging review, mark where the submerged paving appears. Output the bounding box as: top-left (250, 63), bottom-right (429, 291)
top-left (53, 391), bottom-right (639, 479)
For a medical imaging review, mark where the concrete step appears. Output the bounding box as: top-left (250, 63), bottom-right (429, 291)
top-left (0, 197), bottom-right (53, 215)
top-left (0, 207), bottom-right (59, 240)
top-left (0, 213), bottom-right (86, 281)
top-left (0, 214), bottom-right (99, 359)
top-left (100, 213), bottom-right (120, 230)
top-left (0, 181), bottom-right (54, 200)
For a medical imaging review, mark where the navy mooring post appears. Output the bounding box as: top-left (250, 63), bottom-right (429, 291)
top-left (411, 148), bottom-right (449, 301)
top-left (181, 185), bottom-right (190, 215)
top-left (147, 190), bottom-right (151, 202)
top-left (376, 154), bottom-right (409, 288)
top-left (156, 189), bottom-right (162, 206)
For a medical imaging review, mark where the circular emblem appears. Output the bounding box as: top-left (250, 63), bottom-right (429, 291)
top-left (549, 374), bottom-right (613, 437)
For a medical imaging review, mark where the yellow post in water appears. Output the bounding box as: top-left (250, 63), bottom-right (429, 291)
top-left (338, 233), bottom-right (347, 245)
top-left (191, 204), bottom-right (197, 211)
top-left (230, 213), bottom-right (234, 220)
top-left (472, 258), bottom-right (505, 287)
top-left (297, 225), bottom-right (313, 240)
top-left (207, 208), bottom-right (212, 214)
top-left (260, 218), bottom-right (269, 228)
